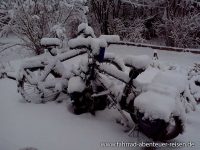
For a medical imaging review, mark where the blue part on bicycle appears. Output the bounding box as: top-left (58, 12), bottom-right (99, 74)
top-left (98, 47), bottom-right (105, 62)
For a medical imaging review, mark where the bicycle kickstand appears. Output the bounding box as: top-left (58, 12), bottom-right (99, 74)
top-left (115, 105), bottom-right (132, 132)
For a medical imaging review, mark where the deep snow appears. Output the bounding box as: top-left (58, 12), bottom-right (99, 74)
top-left (0, 44), bottom-right (200, 150)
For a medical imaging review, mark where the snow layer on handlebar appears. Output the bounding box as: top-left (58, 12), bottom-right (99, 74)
top-left (68, 37), bottom-right (90, 48)
top-left (68, 37), bottom-right (107, 54)
top-left (58, 49), bottom-right (87, 62)
top-left (40, 38), bottom-right (61, 46)
top-left (123, 55), bottom-right (151, 69)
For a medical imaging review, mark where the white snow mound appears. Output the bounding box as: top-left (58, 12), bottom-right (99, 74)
top-left (67, 76), bottom-right (86, 93)
top-left (150, 70), bottom-right (187, 94)
top-left (124, 55), bottom-right (151, 69)
top-left (134, 91), bottom-right (176, 122)
top-left (135, 70), bottom-right (187, 122)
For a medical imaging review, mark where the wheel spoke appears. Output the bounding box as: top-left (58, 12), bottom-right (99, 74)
top-left (18, 66), bottom-right (62, 103)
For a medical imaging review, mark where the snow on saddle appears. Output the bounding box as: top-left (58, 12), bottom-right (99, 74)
top-left (124, 55), bottom-right (151, 70)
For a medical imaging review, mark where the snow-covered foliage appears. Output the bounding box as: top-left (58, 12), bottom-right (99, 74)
top-left (109, 18), bottom-right (146, 43)
top-left (50, 24), bottom-right (66, 40)
top-left (181, 85), bottom-right (197, 113)
top-left (188, 62), bottom-right (200, 103)
top-left (188, 62), bottom-right (200, 79)
top-left (189, 76), bottom-right (200, 103)
top-left (157, 15), bottom-right (200, 48)
top-left (135, 62), bottom-right (197, 116)
top-left (0, 0), bottom-right (17, 36)
top-left (148, 54), bottom-right (198, 112)
top-left (88, 0), bottom-right (200, 48)
top-left (0, 0), bottom-right (88, 54)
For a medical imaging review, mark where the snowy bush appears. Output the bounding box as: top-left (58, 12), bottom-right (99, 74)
top-left (188, 62), bottom-right (200, 80)
top-left (108, 18), bottom-right (146, 43)
top-left (0, 0), bottom-right (16, 36)
top-left (88, 0), bottom-right (200, 47)
top-left (188, 62), bottom-right (200, 103)
top-left (189, 76), bottom-right (200, 103)
top-left (0, 0), bottom-right (88, 54)
top-left (147, 57), bottom-right (197, 112)
top-left (2, 0), bottom-right (200, 48)
top-left (157, 16), bottom-right (200, 48)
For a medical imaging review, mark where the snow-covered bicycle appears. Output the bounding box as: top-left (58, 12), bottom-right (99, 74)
top-left (67, 35), bottom-right (188, 141)
top-left (17, 24), bottom-right (124, 103)
top-left (17, 23), bottom-right (188, 141)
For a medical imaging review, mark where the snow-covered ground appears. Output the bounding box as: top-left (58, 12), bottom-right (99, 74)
top-left (107, 45), bottom-right (200, 67)
top-left (1, 43), bottom-right (200, 150)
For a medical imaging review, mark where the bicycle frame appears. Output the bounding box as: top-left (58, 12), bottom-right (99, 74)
top-left (19, 49), bottom-right (87, 83)
top-left (76, 47), bottom-right (141, 127)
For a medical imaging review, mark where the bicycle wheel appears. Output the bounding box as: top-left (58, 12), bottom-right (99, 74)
top-left (68, 55), bottom-right (125, 114)
top-left (17, 61), bottom-right (64, 103)
top-left (130, 111), bottom-right (184, 141)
